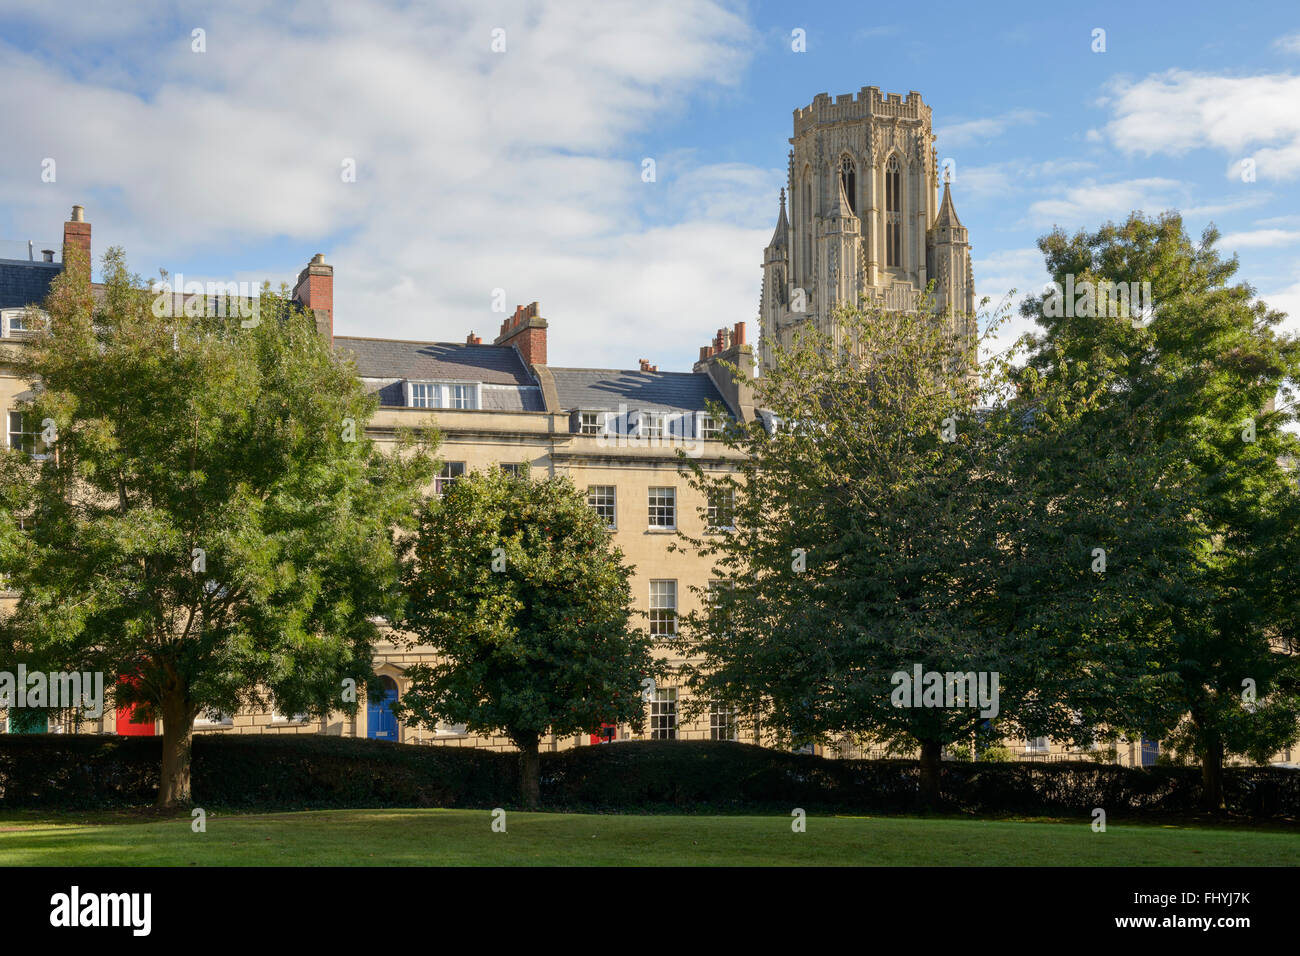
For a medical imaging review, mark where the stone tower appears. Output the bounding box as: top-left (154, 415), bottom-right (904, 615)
top-left (758, 88), bottom-right (976, 371)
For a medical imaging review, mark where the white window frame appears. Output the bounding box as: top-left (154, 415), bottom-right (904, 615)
top-left (707, 487), bottom-right (736, 531)
top-left (648, 486), bottom-right (676, 530)
top-left (649, 579), bottom-right (677, 637)
top-left (450, 384), bottom-right (476, 410)
top-left (404, 381), bottom-right (481, 411)
top-left (435, 461), bottom-right (466, 497)
top-left (578, 411), bottom-right (607, 435)
top-left (407, 382), bottom-right (442, 408)
top-left (7, 409), bottom-right (49, 460)
top-left (697, 412), bottom-right (721, 439)
top-left (1, 308), bottom-right (46, 338)
top-left (1024, 736), bottom-right (1050, 754)
top-left (710, 703), bottom-right (738, 741)
top-left (641, 411), bottom-right (665, 440)
top-left (587, 485), bottom-right (616, 529)
top-left (650, 688), bottom-right (678, 740)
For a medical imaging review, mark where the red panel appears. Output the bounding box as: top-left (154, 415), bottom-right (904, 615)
top-left (589, 723), bottom-right (617, 745)
top-left (115, 675), bottom-right (155, 736)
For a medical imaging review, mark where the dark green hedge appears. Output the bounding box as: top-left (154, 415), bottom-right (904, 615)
top-left (1, 734), bottom-right (1296, 817)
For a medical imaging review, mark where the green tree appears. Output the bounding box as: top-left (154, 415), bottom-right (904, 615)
top-left (1018, 212), bottom-right (1300, 807)
top-left (395, 465), bottom-right (662, 808)
top-left (0, 248), bottom-right (436, 806)
top-left (679, 299), bottom-right (1074, 804)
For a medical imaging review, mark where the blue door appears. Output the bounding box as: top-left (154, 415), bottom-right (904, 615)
top-left (367, 676), bottom-right (399, 742)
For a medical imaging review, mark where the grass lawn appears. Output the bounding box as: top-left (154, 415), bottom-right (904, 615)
top-left (0, 809), bottom-right (1296, 865)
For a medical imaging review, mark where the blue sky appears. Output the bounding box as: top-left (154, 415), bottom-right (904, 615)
top-left (1, 0), bottom-right (1297, 369)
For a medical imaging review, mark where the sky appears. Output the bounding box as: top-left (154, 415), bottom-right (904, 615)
top-left (1, 0), bottom-right (1297, 371)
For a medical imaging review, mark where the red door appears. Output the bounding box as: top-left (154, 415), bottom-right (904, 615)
top-left (590, 723), bottom-right (617, 745)
top-left (115, 676), bottom-right (155, 736)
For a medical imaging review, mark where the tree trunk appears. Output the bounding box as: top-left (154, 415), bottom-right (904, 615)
top-left (158, 691), bottom-right (194, 809)
top-left (918, 740), bottom-right (943, 808)
top-left (1200, 736), bottom-right (1226, 811)
top-left (519, 737), bottom-right (541, 810)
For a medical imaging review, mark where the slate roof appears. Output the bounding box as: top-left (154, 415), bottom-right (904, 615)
top-left (548, 367), bottom-right (728, 416)
top-left (0, 259), bottom-right (60, 310)
top-left (333, 337), bottom-right (537, 386)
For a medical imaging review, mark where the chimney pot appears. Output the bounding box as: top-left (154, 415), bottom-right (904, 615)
top-left (41, 249), bottom-right (55, 262)
top-left (70, 205), bottom-right (84, 223)
top-left (311, 253), bottom-right (326, 265)
top-left (733, 321), bottom-right (746, 346)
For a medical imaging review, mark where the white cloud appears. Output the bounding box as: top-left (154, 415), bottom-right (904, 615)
top-left (0, 0), bottom-right (762, 372)
top-left (1274, 32), bottom-right (1300, 55)
top-left (1026, 177), bottom-right (1184, 227)
top-left (1218, 229), bottom-right (1300, 250)
top-left (1099, 69), bottom-right (1300, 180)
top-left (936, 109), bottom-right (1045, 148)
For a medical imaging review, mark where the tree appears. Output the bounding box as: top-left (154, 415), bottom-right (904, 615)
top-left (395, 465), bottom-right (662, 808)
top-left (0, 248), bottom-right (436, 806)
top-left (679, 298), bottom-right (1075, 804)
top-left (1017, 212), bottom-right (1300, 807)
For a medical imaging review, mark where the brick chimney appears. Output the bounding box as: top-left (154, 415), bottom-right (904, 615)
top-left (466, 332), bottom-right (482, 345)
top-left (494, 301), bottom-right (547, 365)
top-left (693, 320), bottom-right (755, 423)
top-left (638, 358), bottom-right (658, 372)
top-left (293, 253), bottom-right (333, 344)
top-left (62, 204), bottom-right (91, 276)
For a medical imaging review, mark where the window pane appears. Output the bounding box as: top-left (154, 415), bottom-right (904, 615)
top-left (707, 488), bottom-right (735, 529)
top-left (648, 487), bottom-right (675, 528)
top-left (435, 462), bottom-right (465, 496)
top-left (586, 485), bottom-right (616, 528)
top-left (649, 579), bottom-right (677, 636)
top-left (650, 688), bottom-right (677, 739)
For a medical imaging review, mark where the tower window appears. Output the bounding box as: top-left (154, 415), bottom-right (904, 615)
top-left (886, 156), bottom-right (902, 268)
top-left (839, 156), bottom-right (857, 214)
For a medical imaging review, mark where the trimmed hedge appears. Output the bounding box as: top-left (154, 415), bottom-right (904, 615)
top-left (1, 734), bottom-right (1296, 817)
top-left (0, 734), bottom-right (515, 810)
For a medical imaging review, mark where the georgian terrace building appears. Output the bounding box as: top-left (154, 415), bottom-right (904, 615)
top-left (0, 205), bottom-right (759, 753)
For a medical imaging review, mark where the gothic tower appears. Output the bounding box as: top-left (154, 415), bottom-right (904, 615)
top-left (759, 88), bottom-right (975, 371)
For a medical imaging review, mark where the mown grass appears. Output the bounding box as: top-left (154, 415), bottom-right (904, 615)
top-left (1, 808), bottom-right (1296, 866)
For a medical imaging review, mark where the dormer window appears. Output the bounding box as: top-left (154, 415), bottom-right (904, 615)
top-left (450, 384), bottom-right (475, 410)
top-left (404, 381), bottom-right (479, 410)
top-left (698, 413), bottom-right (721, 439)
top-left (640, 412), bottom-right (665, 439)
top-left (409, 383), bottom-right (441, 408)
top-left (578, 411), bottom-right (605, 435)
top-left (1, 308), bottom-right (46, 337)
